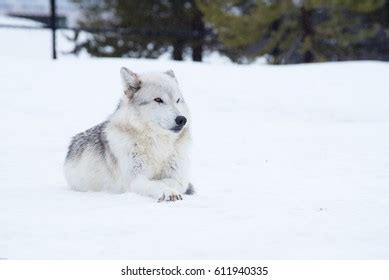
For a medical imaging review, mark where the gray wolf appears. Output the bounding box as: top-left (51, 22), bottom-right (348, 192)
top-left (64, 67), bottom-right (193, 202)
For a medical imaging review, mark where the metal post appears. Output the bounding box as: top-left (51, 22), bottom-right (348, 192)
top-left (50, 0), bottom-right (57, 60)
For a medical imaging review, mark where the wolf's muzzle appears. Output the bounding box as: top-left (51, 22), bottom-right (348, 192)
top-left (171, 116), bottom-right (187, 132)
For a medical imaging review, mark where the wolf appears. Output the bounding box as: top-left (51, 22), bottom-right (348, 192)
top-left (64, 67), bottom-right (193, 202)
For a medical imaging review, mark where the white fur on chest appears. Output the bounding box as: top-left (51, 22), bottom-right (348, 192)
top-left (131, 133), bottom-right (177, 178)
top-left (107, 123), bottom-right (178, 181)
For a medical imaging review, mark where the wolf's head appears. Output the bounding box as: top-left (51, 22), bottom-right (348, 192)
top-left (118, 67), bottom-right (190, 136)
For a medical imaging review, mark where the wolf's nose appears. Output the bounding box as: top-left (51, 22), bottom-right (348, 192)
top-left (175, 116), bottom-right (187, 126)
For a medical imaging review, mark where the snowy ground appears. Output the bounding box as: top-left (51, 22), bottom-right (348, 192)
top-left (1, 26), bottom-right (389, 260)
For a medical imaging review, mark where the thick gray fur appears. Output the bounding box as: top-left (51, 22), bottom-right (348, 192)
top-left (66, 121), bottom-right (111, 161)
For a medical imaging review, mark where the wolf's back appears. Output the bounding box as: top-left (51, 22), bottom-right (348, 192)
top-left (66, 121), bottom-right (108, 161)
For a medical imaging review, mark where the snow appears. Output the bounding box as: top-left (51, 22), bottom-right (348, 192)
top-left (0, 14), bottom-right (44, 27)
top-left (0, 27), bottom-right (82, 59)
top-left (1, 25), bottom-right (389, 260)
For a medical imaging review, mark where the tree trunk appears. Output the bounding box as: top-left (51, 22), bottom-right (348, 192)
top-left (192, 44), bottom-right (203, 62)
top-left (191, 4), bottom-right (205, 62)
top-left (171, 0), bottom-right (185, 61)
top-left (301, 7), bottom-right (314, 63)
top-left (173, 39), bottom-right (184, 61)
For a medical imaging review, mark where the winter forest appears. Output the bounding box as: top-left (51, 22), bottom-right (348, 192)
top-left (70, 0), bottom-right (389, 64)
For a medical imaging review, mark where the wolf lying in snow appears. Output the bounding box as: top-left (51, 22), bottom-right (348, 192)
top-left (64, 67), bottom-right (193, 202)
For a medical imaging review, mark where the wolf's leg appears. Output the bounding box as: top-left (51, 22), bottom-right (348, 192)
top-left (146, 178), bottom-right (194, 198)
top-left (159, 178), bottom-right (188, 194)
top-left (130, 175), bottom-right (183, 202)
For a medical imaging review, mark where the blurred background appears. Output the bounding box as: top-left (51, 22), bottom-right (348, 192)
top-left (1, 0), bottom-right (389, 64)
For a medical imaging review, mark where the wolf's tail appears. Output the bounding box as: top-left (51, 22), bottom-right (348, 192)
top-left (185, 183), bottom-right (195, 195)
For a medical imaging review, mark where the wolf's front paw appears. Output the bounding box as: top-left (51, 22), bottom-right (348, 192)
top-left (158, 189), bottom-right (183, 202)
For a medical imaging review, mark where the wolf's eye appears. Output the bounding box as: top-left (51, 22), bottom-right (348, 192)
top-left (154, 98), bottom-right (164, 104)
top-left (176, 98), bottom-right (181, 103)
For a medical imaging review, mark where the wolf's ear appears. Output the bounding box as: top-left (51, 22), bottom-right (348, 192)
top-left (120, 67), bottom-right (141, 98)
top-left (165, 69), bottom-right (176, 79)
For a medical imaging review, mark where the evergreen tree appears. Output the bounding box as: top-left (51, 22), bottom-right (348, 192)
top-left (197, 0), bottom-right (386, 64)
top-left (347, 0), bottom-right (389, 61)
top-left (71, 0), bottom-right (213, 61)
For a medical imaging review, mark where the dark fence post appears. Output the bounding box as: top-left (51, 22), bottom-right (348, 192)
top-left (50, 0), bottom-right (57, 60)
